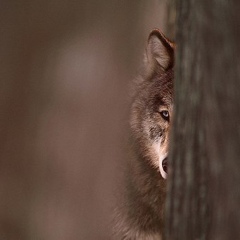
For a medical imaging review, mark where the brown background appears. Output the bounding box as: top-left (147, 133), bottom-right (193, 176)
top-left (0, 1), bottom-right (168, 239)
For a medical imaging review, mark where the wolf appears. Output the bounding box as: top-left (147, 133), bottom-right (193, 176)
top-left (115, 30), bottom-right (174, 239)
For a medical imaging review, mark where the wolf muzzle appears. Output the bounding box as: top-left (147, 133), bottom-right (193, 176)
top-left (159, 156), bottom-right (168, 179)
top-left (162, 157), bottom-right (168, 174)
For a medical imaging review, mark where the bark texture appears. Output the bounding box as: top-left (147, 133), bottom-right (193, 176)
top-left (166, 1), bottom-right (240, 240)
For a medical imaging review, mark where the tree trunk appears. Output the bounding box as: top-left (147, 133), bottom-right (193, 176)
top-left (166, 1), bottom-right (240, 240)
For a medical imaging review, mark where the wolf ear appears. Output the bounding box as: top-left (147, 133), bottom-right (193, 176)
top-left (145, 29), bottom-right (174, 74)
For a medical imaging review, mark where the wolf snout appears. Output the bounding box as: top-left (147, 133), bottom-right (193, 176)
top-left (159, 156), bottom-right (168, 179)
top-left (162, 157), bottom-right (168, 174)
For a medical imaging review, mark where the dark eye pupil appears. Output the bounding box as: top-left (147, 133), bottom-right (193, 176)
top-left (160, 110), bottom-right (169, 120)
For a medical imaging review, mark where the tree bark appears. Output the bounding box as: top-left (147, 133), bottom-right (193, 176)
top-left (166, 1), bottom-right (240, 240)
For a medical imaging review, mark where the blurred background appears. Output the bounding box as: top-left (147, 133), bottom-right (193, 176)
top-left (0, 1), bottom-right (169, 239)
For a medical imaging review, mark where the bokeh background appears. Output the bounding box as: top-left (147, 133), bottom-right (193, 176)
top-left (0, 1), bottom-right (169, 239)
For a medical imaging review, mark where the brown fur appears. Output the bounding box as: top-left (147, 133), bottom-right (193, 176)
top-left (115, 30), bottom-right (174, 239)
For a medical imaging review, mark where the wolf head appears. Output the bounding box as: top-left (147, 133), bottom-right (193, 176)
top-left (130, 30), bottom-right (174, 179)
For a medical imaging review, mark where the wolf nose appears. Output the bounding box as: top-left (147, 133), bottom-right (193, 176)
top-left (162, 157), bottom-right (168, 174)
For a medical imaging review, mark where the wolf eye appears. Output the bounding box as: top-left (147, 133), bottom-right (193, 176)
top-left (160, 110), bottom-right (169, 121)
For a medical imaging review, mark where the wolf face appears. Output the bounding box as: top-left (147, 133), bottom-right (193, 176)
top-left (130, 30), bottom-right (174, 179)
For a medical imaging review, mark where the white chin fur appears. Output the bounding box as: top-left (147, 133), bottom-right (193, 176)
top-left (159, 155), bottom-right (167, 179)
